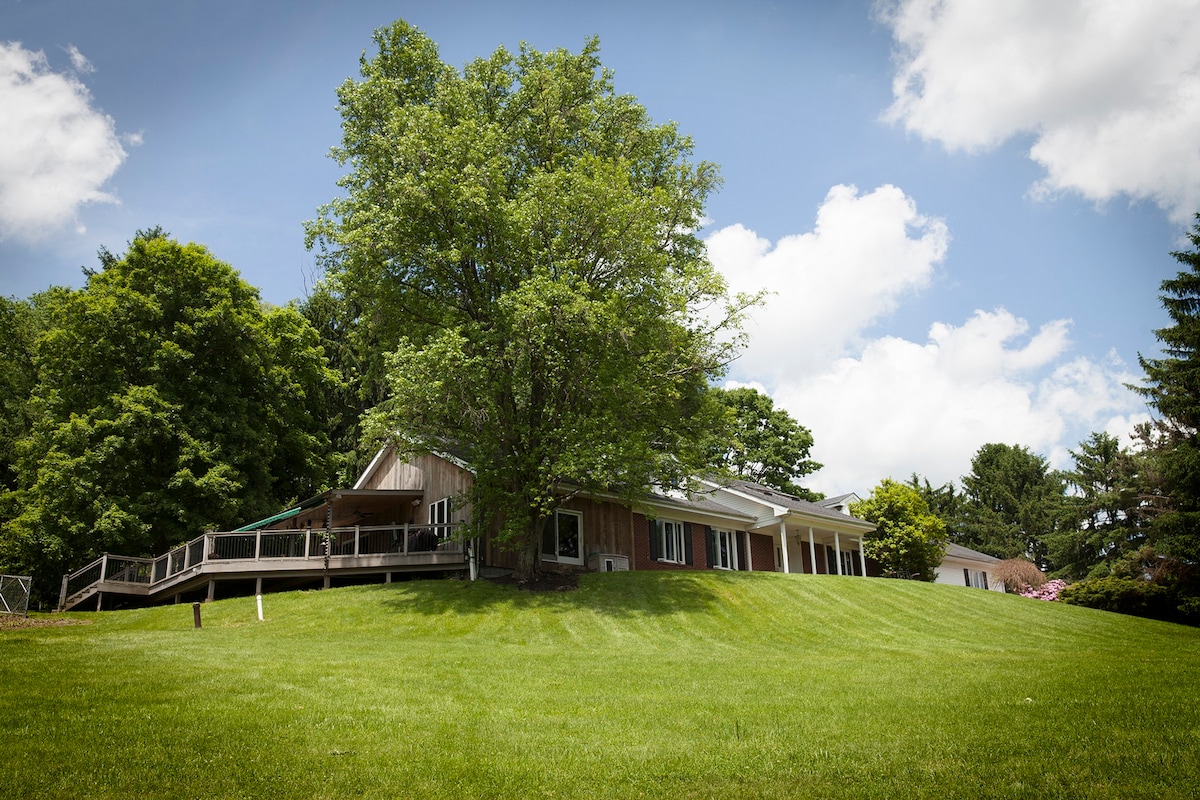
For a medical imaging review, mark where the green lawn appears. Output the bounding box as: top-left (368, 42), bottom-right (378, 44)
top-left (2, 571), bottom-right (1198, 799)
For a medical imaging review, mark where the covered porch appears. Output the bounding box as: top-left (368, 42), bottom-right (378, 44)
top-left (759, 515), bottom-right (875, 577)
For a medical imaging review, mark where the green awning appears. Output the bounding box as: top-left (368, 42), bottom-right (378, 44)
top-left (233, 495), bottom-right (327, 532)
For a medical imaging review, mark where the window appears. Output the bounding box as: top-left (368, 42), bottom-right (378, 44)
top-left (429, 497), bottom-right (450, 526)
top-left (712, 529), bottom-right (739, 570)
top-left (964, 568), bottom-right (989, 590)
top-left (541, 509), bottom-right (583, 565)
top-left (658, 520), bottom-right (687, 564)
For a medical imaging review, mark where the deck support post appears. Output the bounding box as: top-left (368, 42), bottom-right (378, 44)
top-left (255, 577), bottom-right (263, 595)
top-left (779, 521), bottom-right (791, 574)
top-left (323, 576), bottom-right (330, 590)
top-left (95, 592), bottom-right (102, 612)
top-left (385, 572), bottom-right (392, 584)
top-left (207, 580), bottom-right (216, 602)
top-left (58, 575), bottom-right (69, 611)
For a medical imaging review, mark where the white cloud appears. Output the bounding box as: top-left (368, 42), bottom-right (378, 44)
top-left (706, 184), bottom-right (949, 380)
top-left (707, 188), bottom-right (1144, 494)
top-left (880, 0), bottom-right (1200, 221)
top-left (0, 42), bottom-right (128, 241)
top-left (771, 310), bottom-right (1144, 495)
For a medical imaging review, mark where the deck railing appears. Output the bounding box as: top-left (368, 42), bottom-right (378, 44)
top-left (60, 523), bottom-right (465, 608)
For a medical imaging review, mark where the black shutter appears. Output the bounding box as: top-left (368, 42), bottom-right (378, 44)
top-left (541, 516), bottom-right (555, 558)
top-left (736, 532), bottom-right (747, 571)
top-left (982, 572), bottom-right (989, 590)
top-left (648, 519), bottom-right (661, 561)
top-left (964, 568), bottom-right (971, 586)
top-left (684, 523), bottom-right (694, 566)
top-left (705, 527), bottom-right (715, 569)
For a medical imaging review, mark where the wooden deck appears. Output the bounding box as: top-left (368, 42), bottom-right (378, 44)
top-left (59, 524), bottom-right (467, 611)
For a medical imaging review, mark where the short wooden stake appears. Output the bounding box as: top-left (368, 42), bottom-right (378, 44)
top-left (192, 601), bottom-right (202, 629)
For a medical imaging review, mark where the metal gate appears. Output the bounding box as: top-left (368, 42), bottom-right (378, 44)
top-left (0, 574), bottom-right (32, 617)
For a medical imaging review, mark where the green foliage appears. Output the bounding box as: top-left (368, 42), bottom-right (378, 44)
top-left (851, 479), bottom-right (947, 580)
top-left (1046, 432), bottom-right (1147, 579)
top-left (1132, 216), bottom-right (1200, 566)
top-left (0, 295), bottom-right (41, 492)
top-left (0, 231), bottom-right (340, 600)
top-left (954, 443), bottom-right (1070, 568)
top-left (309, 21), bottom-right (752, 579)
top-left (708, 386), bottom-right (822, 499)
top-left (1059, 576), bottom-right (1175, 619)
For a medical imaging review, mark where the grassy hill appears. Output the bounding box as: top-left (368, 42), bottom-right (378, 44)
top-left (2, 571), bottom-right (1198, 799)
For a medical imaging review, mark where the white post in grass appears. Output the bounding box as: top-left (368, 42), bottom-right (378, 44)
top-left (779, 521), bottom-right (790, 574)
top-left (256, 594), bottom-right (263, 622)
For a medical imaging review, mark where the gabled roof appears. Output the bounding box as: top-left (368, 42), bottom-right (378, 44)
top-left (819, 493), bottom-right (859, 509)
top-left (944, 543), bottom-right (1002, 564)
top-left (717, 479), bottom-right (874, 527)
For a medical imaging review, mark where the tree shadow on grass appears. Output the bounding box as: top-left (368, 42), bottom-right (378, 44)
top-left (373, 570), bottom-right (747, 619)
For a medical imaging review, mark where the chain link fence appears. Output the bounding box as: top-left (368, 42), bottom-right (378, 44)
top-left (1, 574), bottom-right (32, 617)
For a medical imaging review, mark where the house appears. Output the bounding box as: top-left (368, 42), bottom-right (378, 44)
top-left (58, 444), bottom-right (1009, 610)
top-left (936, 543), bottom-right (1005, 592)
top-left (353, 445), bottom-right (880, 577)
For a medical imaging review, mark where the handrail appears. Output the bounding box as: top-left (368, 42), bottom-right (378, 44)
top-left (58, 522), bottom-right (466, 608)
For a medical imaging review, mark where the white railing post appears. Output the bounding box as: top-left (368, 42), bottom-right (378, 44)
top-left (403, 522), bottom-right (409, 555)
top-left (100, 553), bottom-right (109, 583)
top-left (203, 533), bottom-right (210, 564)
top-left (304, 526), bottom-right (311, 559)
top-left (354, 525), bottom-right (361, 557)
top-left (255, 530), bottom-right (262, 560)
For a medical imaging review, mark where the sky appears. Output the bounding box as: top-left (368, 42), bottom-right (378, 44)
top-left (3, 0), bottom-right (1198, 495)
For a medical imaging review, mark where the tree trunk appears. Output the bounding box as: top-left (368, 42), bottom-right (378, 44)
top-left (513, 523), bottom-right (543, 583)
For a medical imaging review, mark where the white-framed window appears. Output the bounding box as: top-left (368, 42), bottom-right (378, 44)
top-left (965, 568), bottom-right (989, 590)
top-left (713, 529), bottom-right (739, 570)
top-left (657, 520), bottom-right (687, 564)
top-left (429, 497), bottom-right (450, 526)
top-left (541, 509), bottom-right (583, 565)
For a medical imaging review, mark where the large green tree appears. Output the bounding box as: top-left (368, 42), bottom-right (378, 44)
top-left (307, 22), bottom-right (750, 580)
top-left (1133, 215), bottom-right (1200, 564)
top-left (954, 443), bottom-right (1069, 568)
top-left (0, 230), bottom-right (339, 599)
top-left (1047, 431), bottom-right (1145, 578)
top-left (851, 479), bottom-right (947, 581)
top-left (709, 386), bottom-right (822, 499)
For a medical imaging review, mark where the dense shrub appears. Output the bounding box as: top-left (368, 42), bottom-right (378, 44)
top-left (1059, 577), bottom-right (1174, 619)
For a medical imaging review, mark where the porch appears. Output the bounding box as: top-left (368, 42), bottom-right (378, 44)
top-left (768, 520), bottom-right (873, 577)
top-left (58, 523), bottom-right (465, 611)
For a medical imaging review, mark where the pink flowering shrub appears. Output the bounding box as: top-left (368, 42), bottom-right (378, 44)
top-left (1018, 579), bottom-right (1067, 601)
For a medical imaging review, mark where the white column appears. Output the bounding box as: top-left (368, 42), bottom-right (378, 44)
top-left (779, 521), bottom-right (791, 574)
top-left (744, 531), bottom-right (753, 571)
top-left (857, 540), bottom-right (867, 577)
top-left (834, 531), bottom-right (843, 575)
top-left (808, 528), bottom-right (817, 575)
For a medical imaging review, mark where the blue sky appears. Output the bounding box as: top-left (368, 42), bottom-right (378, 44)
top-left (3, 0), bottom-right (1197, 494)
